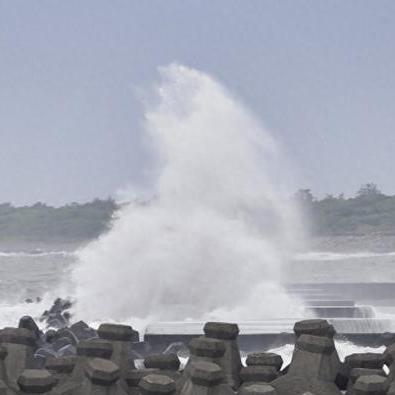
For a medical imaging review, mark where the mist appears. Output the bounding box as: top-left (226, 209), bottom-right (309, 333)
top-left (71, 64), bottom-right (305, 326)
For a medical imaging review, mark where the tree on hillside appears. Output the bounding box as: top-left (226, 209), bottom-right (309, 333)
top-left (356, 183), bottom-right (383, 198)
top-left (294, 189), bottom-right (314, 204)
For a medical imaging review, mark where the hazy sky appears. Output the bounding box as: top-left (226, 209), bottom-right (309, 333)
top-left (1, 1), bottom-right (395, 205)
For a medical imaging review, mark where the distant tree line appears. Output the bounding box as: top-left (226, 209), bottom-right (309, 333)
top-left (0, 183), bottom-right (394, 244)
top-left (0, 199), bottom-right (117, 243)
top-left (295, 183), bottom-right (395, 236)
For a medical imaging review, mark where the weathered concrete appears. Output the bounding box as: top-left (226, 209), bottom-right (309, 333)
top-left (139, 374), bottom-right (176, 395)
top-left (45, 356), bottom-right (77, 386)
top-left (179, 361), bottom-right (233, 395)
top-left (245, 353), bottom-right (283, 371)
top-left (293, 319), bottom-right (335, 338)
top-left (17, 369), bottom-right (56, 394)
top-left (238, 383), bottom-right (278, 395)
top-left (78, 358), bottom-right (121, 395)
top-left (352, 374), bottom-right (388, 395)
top-left (70, 339), bottom-right (113, 383)
top-left (346, 368), bottom-right (386, 395)
top-left (0, 328), bottom-right (36, 387)
top-left (203, 322), bottom-right (242, 389)
top-left (124, 369), bottom-right (158, 395)
top-left (98, 324), bottom-right (137, 374)
top-left (287, 334), bottom-right (340, 382)
top-left (239, 365), bottom-right (279, 388)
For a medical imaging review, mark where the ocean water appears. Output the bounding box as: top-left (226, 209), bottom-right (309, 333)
top-left (289, 250), bottom-right (395, 283)
top-left (1, 245), bottom-right (395, 326)
top-left (0, 248), bottom-right (75, 328)
top-left (0, 243), bottom-right (394, 364)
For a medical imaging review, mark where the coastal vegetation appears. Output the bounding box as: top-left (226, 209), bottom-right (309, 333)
top-left (0, 198), bottom-right (116, 243)
top-left (296, 183), bottom-right (395, 236)
top-left (0, 184), bottom-right (394, 244)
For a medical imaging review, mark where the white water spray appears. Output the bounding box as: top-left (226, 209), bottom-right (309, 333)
top-left (72, 64), bottom-right (305, 326)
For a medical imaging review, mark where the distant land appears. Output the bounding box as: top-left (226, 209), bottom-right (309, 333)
top-left (296, 183), bottom-right (395, 236)
top-left (296, 183), bottom-right (395, 252)
top-left (0, 183), bottom-right (394, 249)
top-left (0, 199), bottom-right (116, 249)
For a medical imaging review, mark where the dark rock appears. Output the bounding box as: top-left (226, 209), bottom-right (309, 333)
top-left (42, 357), bottom-right (76, 388)
top-left (52, 337), bottom-right (72, 352)
top-left (45, 356), bottom-right (77, 374)
top-left (44, 330), bottom-right (57, 344)
top-left (46, 317), bottom-right (67, 330)
top-left (271, 331), bottom-right (342, 395)
top-left (17, 369), bottom-right (56, 393)
top-left (384, 343), bottom-right (395, 365)
top-left (18, 317), bottom-right (41, 341)
top-left (69, 340), bottom-right (113, 384)
top-left (335, 363), bottom-right (350, 390)
top-left (98, 323), bottom-right (136, 342)
top-left (40, 299), bottom-right (72, 330)
top-left (178, 336), bottom-right (226, 392)
top-left (353, 374), bottom-right (388, 395)
top-left (34, 348), bottom-right (57, 368)
top-left (0, 347), bottom-right (7, 360)
top-left (125, 369), bottom-right (159, 387)
top-left (293, 319), bottom-right (335, 338)
top-left (0, 328), bottom-right (36, 347)
top-left (296, 334), bottom-right (335, 354)
top-left (238, 384), bottom-right (278, 395)
top-left (0, 380), bottom-right (11, 394)
top-left (349, 368), bottom-right (386, 384)
top-left (1, 328), bottom-right (37, 385)
top-left (272, 375), bottom-right (342, 395)
top-left (83, 357), bottom-right (120, 386)
top-left (246, 353), bottom-right (283, 371)
top-left (53, 328), bottom-right (78, 346)
top-left (189, 361), bottom-right (223, 386)
top-left (98, 323), bottom-right (137, 374)
top-left (139, 374), bottom-right (176, 395)
top-left (287, 334), bottom-right (340, 381)
top-left (144, 353), bottom-right (180, 371)
top-left (57, 344), bottom-right (76, 357)
top-left (203, 322), bottom-right (242, 389)
top-left (179, 361), bottom-right (233, 395)
top-left (344, 353), bottom-right (385, 371)
top-left (381, 332), bottom-right (395, 346)
top-left (0, 346), bottom-right (7, 382)
top-left (240, 366), bottom-right (279, 383)
top-left (50, 380), bottom-right (80, 395)
top-left (62, 312), bottom-right (71, 322)
top-left (69, 321), bottom-right (96, 341)
top-left (189, 337), bottom-right (226, 358)
top-left (76, 339), bottom-right (113, 359)
top-left (203, 322), bottom-right (239, 340)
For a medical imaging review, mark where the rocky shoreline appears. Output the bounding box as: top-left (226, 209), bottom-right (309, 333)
top-left (0, 306), bottom-right (394, 394)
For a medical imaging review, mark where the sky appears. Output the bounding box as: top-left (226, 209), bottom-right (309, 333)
top-left (1, 0), bottom-right (395, 205)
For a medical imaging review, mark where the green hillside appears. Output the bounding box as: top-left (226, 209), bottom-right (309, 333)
top-left (1, 183), bottom-right (394, 244)
top-left (296, 183), bottom-right (395, 236)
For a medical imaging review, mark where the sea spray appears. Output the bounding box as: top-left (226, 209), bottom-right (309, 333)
top-left (71, 64), bottom-right (305, 326)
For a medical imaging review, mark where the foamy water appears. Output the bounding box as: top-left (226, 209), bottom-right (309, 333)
top-left (0, 244), bottom-right (393, 362)
top-left (297, 251), bottom-right (395, 261)
top-left (1, 246), bottom-right (395, 327)
top-left (72, 64), bottom-right (304, 324)
top-left (0, 65), bottom-right (393, 356)
top-left (0, 251), bottom-right (74, 258)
